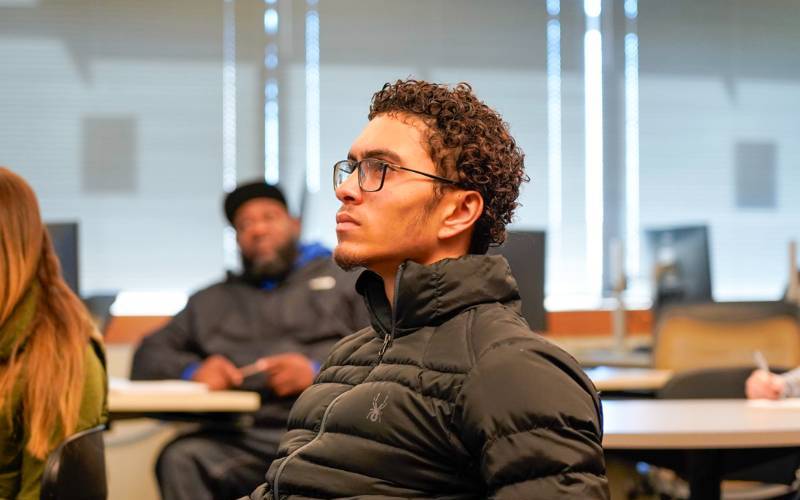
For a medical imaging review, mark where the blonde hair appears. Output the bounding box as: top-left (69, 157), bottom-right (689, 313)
top-left (0, 167), bottom-right (95, 459)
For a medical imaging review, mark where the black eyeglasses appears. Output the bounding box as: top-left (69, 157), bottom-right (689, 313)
top-left (333, 158), bottom-right (461, 192)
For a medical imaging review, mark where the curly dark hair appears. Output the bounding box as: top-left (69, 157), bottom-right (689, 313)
top-left (369, 79), bottom-right (528, 254)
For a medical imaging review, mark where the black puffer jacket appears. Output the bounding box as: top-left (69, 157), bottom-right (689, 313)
top-left (249, 255), bottom-right (608, 499)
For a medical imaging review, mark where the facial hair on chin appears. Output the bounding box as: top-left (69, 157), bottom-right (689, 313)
top-left (333, 197), bottom-right (438, 273)
top-left (242, 239), bottom-right (298, 282)
top-left (333, 246), bottom-right (367, 272)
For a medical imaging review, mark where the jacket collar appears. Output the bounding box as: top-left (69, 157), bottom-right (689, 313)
top-left (355, 254), bottom-right (521, 339)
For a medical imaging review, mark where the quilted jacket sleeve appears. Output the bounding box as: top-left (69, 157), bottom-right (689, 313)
top-left (455, 339), bottom-right (609, 499)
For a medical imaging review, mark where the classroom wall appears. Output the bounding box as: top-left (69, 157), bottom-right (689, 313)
top-left (1, 0), bottom-right (798, 304)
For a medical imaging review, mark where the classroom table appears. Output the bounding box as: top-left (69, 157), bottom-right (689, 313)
top-left (585, 366), bottom-right (672, 393)
top-left (108, 379), bottom-right (260, 420)
top-left (574, 347), bottom-right (653, 368)
top-left (603, 399), bottom-right (800, 499)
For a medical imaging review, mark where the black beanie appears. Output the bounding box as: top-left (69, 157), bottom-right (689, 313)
top-left (224, 181), bottom-right (287, 224)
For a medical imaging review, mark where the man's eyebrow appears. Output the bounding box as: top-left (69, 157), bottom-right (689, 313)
top-left (362, 149), bottom-right (403, 164)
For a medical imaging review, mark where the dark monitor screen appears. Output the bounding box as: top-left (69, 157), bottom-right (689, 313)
top-left (46, 222), bottom-right (80, 296)
top-left (644, 225), bottom-right (712, 311)
top-left (488, 230), bottom-right (547, 332)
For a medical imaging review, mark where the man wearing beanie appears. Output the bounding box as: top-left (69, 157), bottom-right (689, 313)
top-left (131, 181), bottom-right (368, 500)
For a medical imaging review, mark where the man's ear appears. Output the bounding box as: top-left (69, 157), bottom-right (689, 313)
top-left (290, 216), bottom-right (302, 237)
top-left (437, 190), bottom-right (484, 240)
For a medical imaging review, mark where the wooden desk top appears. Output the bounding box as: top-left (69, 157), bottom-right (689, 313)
top-left (603, 399), bottom-right (800, 449)
top-left (586, 367), bottom-right (672, 392)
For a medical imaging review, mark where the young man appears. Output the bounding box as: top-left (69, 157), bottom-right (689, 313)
top-left (131, 181), bottom-right (368, 500)
top-left (246, 80), bottom-right (608, 499)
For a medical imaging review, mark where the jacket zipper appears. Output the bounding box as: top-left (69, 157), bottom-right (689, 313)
top-left (377, 262), bottom-right (404, 364)
top-left (273, 389), bottom-right (347, 498)
top-left (273, 263), bottom-right (405, 498)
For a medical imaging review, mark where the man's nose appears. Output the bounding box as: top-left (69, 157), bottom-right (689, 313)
top-left (335, 171), bottom-right (362, 203)
top-left (250, 218), bottom-right (276, 237)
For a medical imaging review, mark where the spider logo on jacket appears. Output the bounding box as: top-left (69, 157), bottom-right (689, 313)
top-left (366, 392), bottom-right (389, 423)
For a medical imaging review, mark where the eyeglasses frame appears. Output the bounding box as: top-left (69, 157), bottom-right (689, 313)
top-left (333, 158), bottom-right (464, 193)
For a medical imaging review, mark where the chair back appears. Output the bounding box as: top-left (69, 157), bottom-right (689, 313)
top-left (653, 301), bottom-right (800, 372)
top-left (487, 230), bottom-right (546, 331)
top-left (40, 425), bottom-right (107, 500)
top-left (657, 366), bottom-right (753, 399)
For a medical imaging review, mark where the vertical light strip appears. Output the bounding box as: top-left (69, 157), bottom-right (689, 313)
top-left (584, 0), bottom-right (604, 297)
top-left (305, 0), bottom-right (321, 193)
top-left (264, 7), bottom-right (278, 33)
top-left (624, 0), bottom-right (640, 277)
top-left (546, 0), bottom-right (562, 295)
top-left (222, 0), bottom-right (237, 193)
top-left (264, 0), bottom-right (280, 184)
top-left (222, 0), bottom-right (238, 269)
top-left (265, 78), bottom-right (279, 184)
top-left (624, 0), bottom-right (638, 20)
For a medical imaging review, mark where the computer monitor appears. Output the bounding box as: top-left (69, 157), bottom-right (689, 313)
top-left (488, 230), bottom-right (547, 332)
top-left (46, 222), bottom-right (80, 296)
top-left (644, 225), bottom-right (712, 313)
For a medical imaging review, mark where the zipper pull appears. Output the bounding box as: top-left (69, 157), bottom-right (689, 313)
top-left (377, 261), bottom-right (403, 364)
top-left (377, 333), bottom-right (391, 361)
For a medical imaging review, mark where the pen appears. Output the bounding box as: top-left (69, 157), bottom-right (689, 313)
top-left (240, 359), bottom-right (268, 378)
top-left (754, 350), bottom-right (770, 373)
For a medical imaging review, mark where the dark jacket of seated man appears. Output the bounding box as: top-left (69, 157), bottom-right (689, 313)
top-left (130, 180), bottom-right (370, 500)
top-left (130, 249), bottom-right (367, 427)
top-left (245, 256), bottom-right (607, 499)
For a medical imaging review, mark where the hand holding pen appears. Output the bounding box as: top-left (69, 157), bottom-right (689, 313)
top-left (239, 353), bottom-right (316, 397)
top-left (746, 351), bottom-right (786, 400)
top-left (239, 359), bottom-right (270, 378)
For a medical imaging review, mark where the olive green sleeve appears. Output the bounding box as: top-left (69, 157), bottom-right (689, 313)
top-left (15, 342), bottom-right (108, 500)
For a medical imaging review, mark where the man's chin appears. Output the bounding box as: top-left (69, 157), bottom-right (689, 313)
top-left (333, 246), bottom-right (368, 271)
top-left (241, 242), bottom-right (297, 281)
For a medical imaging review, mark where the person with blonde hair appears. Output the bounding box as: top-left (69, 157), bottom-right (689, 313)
top-left (0, 167), bottom-right (108, 500)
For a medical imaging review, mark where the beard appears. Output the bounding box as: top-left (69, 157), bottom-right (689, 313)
top-left (333, 195), bottom-right (441, 272)
top-left (241, 238), bottom-right (298, 283)
top-left (333, 245), bottom-right (368, 271)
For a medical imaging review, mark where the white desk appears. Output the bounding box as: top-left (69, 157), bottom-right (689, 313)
top-left (586, 367), bottom-right (672, 393)
top-left (603, 399), bottom-right (800, 449)
top-left (109, 390), bottom-right (260, 414)
top-left (109, 379), bottom-right (260, 416)
top-left (603, 399), bottom-right (800, 499)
